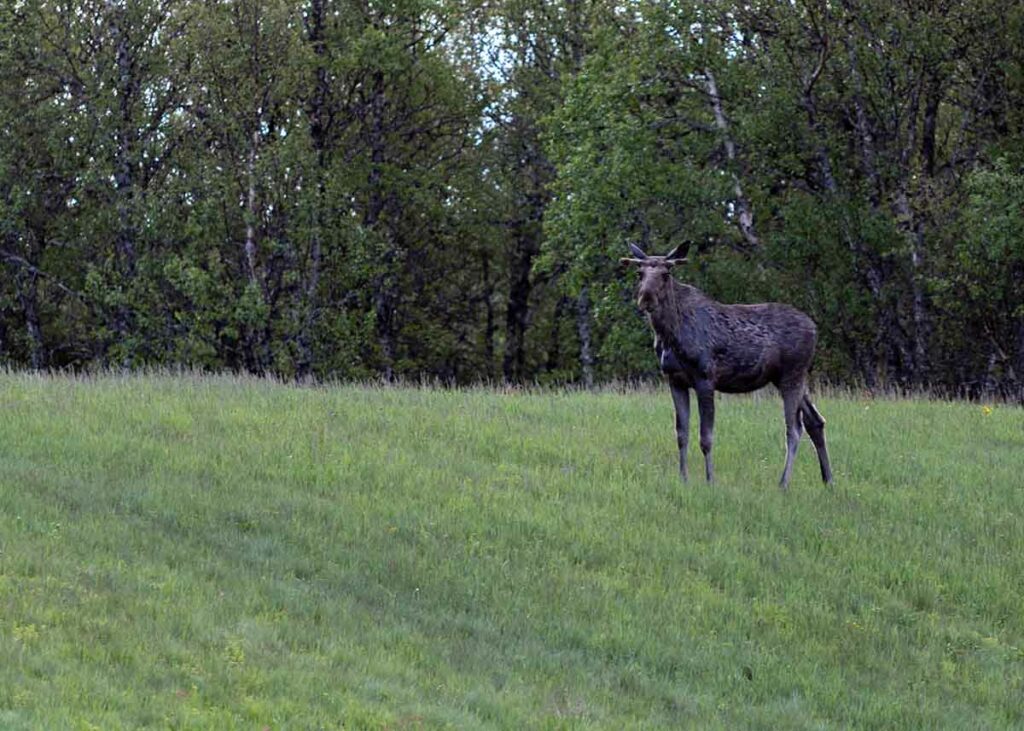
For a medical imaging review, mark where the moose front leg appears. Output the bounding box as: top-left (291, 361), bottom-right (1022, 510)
top-left (668, 377), bottom-right (690, 482)
top-left (695, 381), bottom-right (715, 483)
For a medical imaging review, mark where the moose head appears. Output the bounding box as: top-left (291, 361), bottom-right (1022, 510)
top-left (620, 243), bottom-right (688, 312)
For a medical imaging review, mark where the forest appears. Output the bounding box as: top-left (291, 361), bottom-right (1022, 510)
top-left (1, 0), bottom-right (1022, 396)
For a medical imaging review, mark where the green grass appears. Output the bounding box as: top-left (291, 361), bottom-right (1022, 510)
top-left (1, 373), bottom-right (1023, 729)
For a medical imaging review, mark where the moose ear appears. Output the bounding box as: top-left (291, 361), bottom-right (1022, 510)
top-left (663, 244), bottom-right (689, 266)
top-left (628, 243), bottom-right (648, 260)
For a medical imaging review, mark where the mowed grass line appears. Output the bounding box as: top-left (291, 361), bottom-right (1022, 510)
top-left (0, 373), bottom-right (1022, 729)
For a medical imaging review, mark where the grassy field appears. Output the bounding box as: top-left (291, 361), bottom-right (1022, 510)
top-left (0, 373), bottom-right (1022, 729)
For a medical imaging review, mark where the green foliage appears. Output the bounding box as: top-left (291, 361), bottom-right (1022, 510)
top-left (931, 159), bottom-right (1024, 392)
top-left (2, 374), bottom-right (1024, 727)
top-left (540, 0), bottom-right (1024, 391)
top-left (957, 160), bottom-right (1024, 309)
top-left (1, 0), bottom-right (1024, 391)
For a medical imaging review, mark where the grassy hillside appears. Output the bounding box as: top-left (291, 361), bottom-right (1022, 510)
top-left (1, 373), bottom-right (1022, 729)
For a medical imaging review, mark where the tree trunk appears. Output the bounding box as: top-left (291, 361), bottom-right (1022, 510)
top-left (982, 349), bottom-right (1000, 398)
top-left (893, 76), bottom-right (930, 385)
top-left (295, 165), bottom-right (324, 381)
top-left (244, 129), bottom-right (261, 289)
top-left (501, 122), bottom-right (550, 385)
top-left (107, 0), bottom-right (138, 364)
top-left (373, 275), bottom-right (397, 382)
top-left (798, 43), bottom-right (837, 195)
top-left (576, 286), bottom-right (594, 388)
top-left (544, 295), bottom-right (565, 375)
top-left (0, 313), bottom-right (8, 363)
top-left (1014, 319), bottom-right (1024, 403)
top-left (296, 0), bottom-right (330, 381)
top-left (363, 70), bottom-right (398, 382)
top-left (704, 68), bottom-right (760, 249)
top-left (502, 228), bottom-right (537, 383)
top-left (242, 126), bottom-right (268, 372)
top-left (15, 269), bottom-right (46, 370)
top-left (502, 251), bottom-right (529, 383)
top-left (843, 28), bottom-right (883, 208)
top-left (921, 74), bottom-right (942, 177)
top-left (482, 251), bottom-right (496, 379)
top-left (889, 187), bottom-right (928, 383)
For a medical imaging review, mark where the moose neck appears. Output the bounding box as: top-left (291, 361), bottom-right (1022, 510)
top-left (647, 279), bottom-right (699, 338)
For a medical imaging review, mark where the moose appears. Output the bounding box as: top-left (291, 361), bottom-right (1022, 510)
top-left (621, 244), bottom-right (833, 488)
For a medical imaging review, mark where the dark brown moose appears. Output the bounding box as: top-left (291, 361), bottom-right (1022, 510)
top-left (621, 244), bottom-right (833, 488)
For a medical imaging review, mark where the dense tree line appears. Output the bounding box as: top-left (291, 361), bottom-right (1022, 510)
top-left (1, 0), bottom-right (1022, 396)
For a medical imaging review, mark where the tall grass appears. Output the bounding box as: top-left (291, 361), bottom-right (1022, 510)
top-left (1, 372), bottom-right (1022, 729)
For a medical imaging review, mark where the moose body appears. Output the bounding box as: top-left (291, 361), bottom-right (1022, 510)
top-left (623, 245), bottom-right (833, 488)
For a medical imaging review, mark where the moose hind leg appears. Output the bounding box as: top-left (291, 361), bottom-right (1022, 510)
top-left (669, 379), bottom-right (690, 482)
top-left (800, 395), bottom-right (833, 484)
top-left (779, 386), bottom-right (805, 489)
